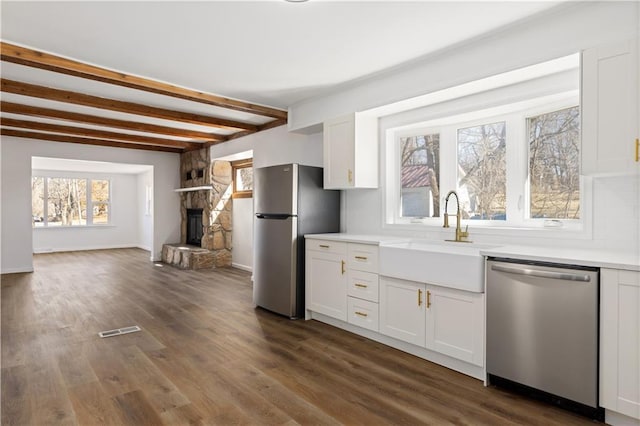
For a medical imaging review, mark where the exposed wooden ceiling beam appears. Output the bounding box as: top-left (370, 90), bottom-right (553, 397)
top-left (1, 117), bottom-right (201, 150)
top-left (1, 79), bottom-right (259, 131)
top-left (1, 128), bottom-right (183, 153)
top-left (1, 41), bottom-right (288, 120)
top-left (220, 117), bottom-right (288, 144)
top-left (0, 101), bottom-right (226, 142)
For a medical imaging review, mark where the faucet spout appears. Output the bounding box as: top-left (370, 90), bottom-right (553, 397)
top-left (443, 190), bottom-right (471, 243)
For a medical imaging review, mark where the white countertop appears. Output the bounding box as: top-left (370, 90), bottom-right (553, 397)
top-left (481, 245), bottom-right (640, 272)
top-left (305, 233), bottom-right (640, 271)
top-left (305, 233), bottom-right (409, 245)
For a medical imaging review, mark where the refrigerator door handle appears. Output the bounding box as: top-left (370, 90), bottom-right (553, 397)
top-left (255, 213), bottom-right (292, 220)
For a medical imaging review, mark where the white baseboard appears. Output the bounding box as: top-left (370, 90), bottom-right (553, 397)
top-left (1, 266), bottom-right (34, 274)
top-left (136, 245), bottom-right (152, 252)
top-left (605, 410), bottom-right (640, 426)
top-left (232, 262), bottom-right (253, 272)
top-left (33, 244), bottom-right (139, 254)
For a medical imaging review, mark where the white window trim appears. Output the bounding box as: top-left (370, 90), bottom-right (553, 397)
top-left (383, 91), bottom-right (592, 239)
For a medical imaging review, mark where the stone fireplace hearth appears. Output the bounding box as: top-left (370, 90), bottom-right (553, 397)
top-left (161, 148), bottom-right (232, 269)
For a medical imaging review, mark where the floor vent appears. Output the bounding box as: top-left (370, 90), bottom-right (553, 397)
top-left (98, 325), bottom-right (141, 338)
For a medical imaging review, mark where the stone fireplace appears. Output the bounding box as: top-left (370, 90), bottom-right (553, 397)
top-left (161, 148), bottom-right (233, 269)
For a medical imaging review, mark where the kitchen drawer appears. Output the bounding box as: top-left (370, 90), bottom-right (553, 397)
top-left (306, 239), bottom-right (347, 255)
top-left (348, 270), bottom-right (379, 303)
top-left (348, 243), bottom-right (378, 273)
top-left (347, 297), bottom-right (379, 332)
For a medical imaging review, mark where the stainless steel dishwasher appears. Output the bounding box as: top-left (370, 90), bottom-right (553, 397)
top-left (486, 258), bottom-right (601, 419)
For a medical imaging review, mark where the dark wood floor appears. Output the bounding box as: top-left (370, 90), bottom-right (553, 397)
top-left (2, 248), bottom-right (597, 425)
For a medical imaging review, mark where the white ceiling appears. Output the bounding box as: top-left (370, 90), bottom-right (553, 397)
top-left (1, 1), bottom-right (565, 109)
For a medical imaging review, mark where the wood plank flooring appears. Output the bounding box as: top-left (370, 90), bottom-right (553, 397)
top-left (2, 248), bottom-right (598, 425)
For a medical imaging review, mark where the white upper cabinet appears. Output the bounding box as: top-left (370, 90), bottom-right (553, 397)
top-left (582, 37), bottom-right (639, 175)
top-left (323, 113), bottom-right (378, 189)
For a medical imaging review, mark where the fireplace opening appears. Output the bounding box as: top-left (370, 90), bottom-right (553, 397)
top-left (186, 208), bottom-right (203, 246)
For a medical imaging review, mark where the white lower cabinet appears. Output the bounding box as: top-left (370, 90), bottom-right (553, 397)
top-left (379, 277), bottom-right (426, 346)
top-left (380, 276), bottom-right (484, 367)
top-left (306, 246), bottom-right (347, 321)
top-left (306, 237), bottom-right (485, 380)
top-left (425, 286), bottom-right (484, 367)
top-left (600, 268), bottom-right (640, 422)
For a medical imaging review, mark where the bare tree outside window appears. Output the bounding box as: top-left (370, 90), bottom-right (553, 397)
top-left (457, 122), bottom-right (507, 220)
top-left (400, 134), bottom-right (440, 217)
top-left (237, 168), bottom-right (253, 191)
top-left (528, 106), bottom-right (580, 219)
top-left (91, 180), bottom-right (110, 224)
top-left (32, 177), bottom-right (44, 227)
top-left (47, 178), bottom-right (87, 225)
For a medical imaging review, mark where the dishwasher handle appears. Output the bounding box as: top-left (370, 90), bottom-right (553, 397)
top-left (490, 263), bottom-right (591, 282)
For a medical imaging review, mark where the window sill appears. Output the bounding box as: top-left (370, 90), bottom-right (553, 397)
top-left (33, 224), bottom-right (114, 229)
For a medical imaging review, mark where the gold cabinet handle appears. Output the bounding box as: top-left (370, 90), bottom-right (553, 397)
top-left (426, 290), bottom-right (431, 309)
top-left (354, 256), bottom-right (368, 261)
top-left (354, 283), bottom-right (368, 288)
top-left (355, 311), bottom-right (368, 317)
top-left (635, 138), bottom-right (639, 162)
top-left (348, 169), bottom-right (353, 183)
top-left (341, 260), bottom-right (346, 275)
top-left (319, 244), bottom-right (330, 248)
top-left (418, 289), bottom-right (422, 306)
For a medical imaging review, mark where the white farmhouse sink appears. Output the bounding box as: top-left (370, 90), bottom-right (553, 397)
top-left (379, 240), bottom-right (499, 292)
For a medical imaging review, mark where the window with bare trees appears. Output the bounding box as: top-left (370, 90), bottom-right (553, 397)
top-left (32, 177), bottom-right (110, 227)
top-left (400, 133), bottom-right (440, 218)
top-left (385, 54), bottom-right (583, 231)
top-left (457, 122), bottom-right (507, 221)
top-left (528, 106), bottom-right (580, 219)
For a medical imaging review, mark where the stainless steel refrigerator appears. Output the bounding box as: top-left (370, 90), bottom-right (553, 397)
top-left (253, 164), bottom-right (340, 319)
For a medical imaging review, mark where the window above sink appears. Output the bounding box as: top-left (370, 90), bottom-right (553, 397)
top-left (382, 53), bottom-right (588, 234)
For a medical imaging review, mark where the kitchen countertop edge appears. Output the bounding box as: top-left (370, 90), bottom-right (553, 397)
top-left (304, 233), bottom-right (409, 245)
top-left (481, 245), bottom-right (640, 272)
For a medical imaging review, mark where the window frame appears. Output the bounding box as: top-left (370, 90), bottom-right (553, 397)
top-left (384, 91), bottom-right (589, 234)
top-left (231, 159), bottom-right (253, 199)
top-left (32, 174), bottom-right (112, 227)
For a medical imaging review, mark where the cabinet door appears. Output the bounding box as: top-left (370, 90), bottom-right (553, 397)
top-left (582, 38), bottom-right (639, 175)
top-left (379, 277), bottom-right (425, 346)
top-left (425, 286), bottom-right (484, 366)
top-left (600, 269), bottom-right (640, 420)
top-left (323, 114), bottom-right (355, 189)
top-left (305, 250), bottom-right (347, 321)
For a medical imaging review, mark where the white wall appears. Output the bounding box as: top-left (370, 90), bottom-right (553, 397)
top-left (232, 197), bottom-right (253, 271)
top-left (137, 168), bottom-right (154, 251)
top-left (289, 2), bottom-right (639, 132)
top-left (32, 169), bottom-right (139, 253)
top-left (1, 137), bottom-right (180, 273)
top-left (210, 125), bottom-right (323, 271)
top-left (210, 125), bottom-right (322, 168)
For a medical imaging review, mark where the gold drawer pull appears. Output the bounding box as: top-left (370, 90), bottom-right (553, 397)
top-left (426, 290), bottom-right (431, 309)
top-left (354, 256), bottom-right (368, 261)
top-left (636, 138), bottom-right (639, 162)
top-left (355, 311), bottom-right (368, 317)
top-left (319, 244), bottom-right (330, 248)
top-left (418, 289), bottom-right (422, 306)
top-left (354, 283), bottom-right (368, 288)
top-left (341, 260), bottom-right (346, 275)
top-left (348, 169), bottom-right (353, 183)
